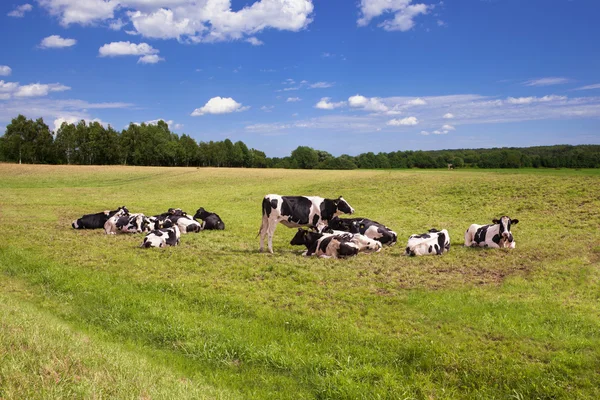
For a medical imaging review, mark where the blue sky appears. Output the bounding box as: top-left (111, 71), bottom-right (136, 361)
top-left (1, 0), bottom-right (599, 157)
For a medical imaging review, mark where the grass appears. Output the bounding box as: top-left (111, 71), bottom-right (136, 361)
top-left (0, 164), bottom-right (599, 399)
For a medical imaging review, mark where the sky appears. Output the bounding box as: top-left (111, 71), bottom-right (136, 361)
top-left (0, 0), bottom-right (599, 157)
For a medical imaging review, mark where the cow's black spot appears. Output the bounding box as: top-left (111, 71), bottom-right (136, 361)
top-left (262, 198), bottom-right (272, 218)
top-left (405, 246), bottom-right (411, 254)
top-left (428, 245), bottom-right (432, 253)
top-left (474, 225), bottom-right (490, 244)
top-left (318, 236), bottom-right (334, 254)
top-left (320, 199), bottom-right (337, 222)
top-left (312, 214), bottom-right (320, 227)
top-left (434, 244), bottom-right (440, 254)
top-left (415, 233), bottom-right (431, 239)
top-left (437, 233), bottom-right (446, 253)
top-left (338, 242), bottom-right (358, 258)
top-left (281, 196), bottom-right (312, 225)
top-left (492, 234), bottom-right (501, 245)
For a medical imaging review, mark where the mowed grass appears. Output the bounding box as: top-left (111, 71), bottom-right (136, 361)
top-left (1, 164), bottom-right (599, 399)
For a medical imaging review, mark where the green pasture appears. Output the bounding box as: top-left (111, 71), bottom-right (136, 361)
top-left (1, 164), bottom-right (599, 399)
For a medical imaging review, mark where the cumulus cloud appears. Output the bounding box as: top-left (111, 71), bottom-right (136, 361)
top-left (358, 0), bottom-right (431, 32)
top-left (523, 77), bottom-right (570, 87)
top-left (442, 124), bottom-right (455, 131)
top-left (39, 35), bottom-right (77, 48)
top-left (348, 94), bottom-right (389, 113)
top-left (443, 113), bottom-right (454, 119)
top-left (387, 116), bottom-right (418, 126)
top-left (315, 97), bottom-right (345, 110)
top-left (8, 3), bottom-right (33, 17)
top-left (407, 97), bottom-right (427, 106)
top-left (246, 37), bottom-right (264, 46)
top-left (191, 96), bottom-right (249, 116)
top-left (286, 97), bottom-right (301, 102)
top-left (38, 0), bottom-right (118, 25)
top-left (138, 54), bottom-right (164, 64)
top-left (109, 18), bottom-right (126, 30)
top-left (0, 66), bottom-right (12, 76)
top-left (14, 83), bottom-right (71, 98)
top-left (99, 41), bottom-right (164, 63)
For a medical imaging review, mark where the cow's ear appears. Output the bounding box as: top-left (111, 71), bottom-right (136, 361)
top-left (492, 219), bottom-right (499, 224)
top-left (511, 219), bottom-right (519, 225)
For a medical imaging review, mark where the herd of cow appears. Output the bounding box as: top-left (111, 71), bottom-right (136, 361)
top-left (71, 194), bottom-right (519, 257)
top-left (72, 206), bottom-right (225, 248)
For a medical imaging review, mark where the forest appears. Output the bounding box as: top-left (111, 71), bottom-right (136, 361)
top-left (1, 114), bottom-right (599, 169)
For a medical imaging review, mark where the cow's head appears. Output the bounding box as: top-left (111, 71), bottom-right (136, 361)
top-left (194, 207), bottom-right (207, 220)
top-left (492, 216), bottom-right (519, 239)
top-left (334, 196), bottom-right (354, 215)
top-left (290, 228), bottom-right (309, 246)
top-left (119, 206), bottom-right (129, 215)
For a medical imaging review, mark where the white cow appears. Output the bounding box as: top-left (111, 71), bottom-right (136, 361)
top-left (464, 216), bottom-right (519, 248)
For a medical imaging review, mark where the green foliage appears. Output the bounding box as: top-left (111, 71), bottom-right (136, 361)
top-left (0, 166), bottom-right (599, 398)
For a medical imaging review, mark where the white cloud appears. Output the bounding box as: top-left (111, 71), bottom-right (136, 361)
top-left (109, 18), bottom-right (126, 30)
top-left (407, 97), bottom-right (427, 106)
top-left (443, 113), bottom-right (454, 119)
top-left (246, 37), bottom-right (264, 46)
top-left (191, 96), bottom-right (248, 116)
top-left (38, 0), bottom-right (118, 25)
top-left (0, 66), bottom-right (13, 77)
top-left (575, 83), bottom-right (600, 91)
top-left (315, 97), bottom-right (345, 110)
top-left (98, 41), bottom-right (158, 57)
top-left (286, 97), bottom-right (301, 102)
top-left (260, 105), bottom-right (274, 112)
top-left (53, 116), bottom-right (79, 132)
top-left (348, 94), bottom-right (388, 112)
top-left (420, 130), bottom-right (429, 135)
top-left (309, 81), bottom-right (334, 89)
top-left (14, 83), bottom-right (71, 98)
top-left (8, 3), bottom-right (33, 17)
top-left (39, 35), bottom-right (77, 48)
top-left (128, 8), bottom-right (201, 40)
top-left (138, 54), bottom-right (164, 64)
top-left (432, 130), bottom-right (445, 135)
top-left (506, 95), bottom-right (566, 105)
top-left (524, 77), bottom-right (570, 87)
top-left (387, 116), bottom-right (418, 126)
top-left (442, 124), bottom-right (455, 131)
top-left (358, 0), bottom-right (431, 32)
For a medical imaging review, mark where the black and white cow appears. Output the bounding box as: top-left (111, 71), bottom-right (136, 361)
top-left (464, 216), bottom-right (519, 248)
top-left (104, 212), bottom-right (146, 234)
top-left (259, 194), bottom-right (355, 253)
top-left (193, 207), bottom-right (225, 230)
top-left (140, 225), bottom-right (181, 248)
top-left (170, 214), bottom-right (202, 234)
top-left (72, 206), bottom-right (128, 229)
top-left (326, 216), bottom-right (397, 246)
top-left (289, 229), bottom-right (361, 258)
top-left (141, 216), bottom-right (173, 232)
top-left (405, 228), bottom-right (450, 256)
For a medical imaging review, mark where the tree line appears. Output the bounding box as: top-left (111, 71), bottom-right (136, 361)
top-left (1, 114), bottom-right (599, 169)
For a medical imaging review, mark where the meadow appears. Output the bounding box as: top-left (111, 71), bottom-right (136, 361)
top-left (0, 164), bottom-right (599, 399)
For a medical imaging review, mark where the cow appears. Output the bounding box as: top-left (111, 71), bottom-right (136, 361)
top-left (72, 206), bottom-right (128, 229)
top-left (259, 194), bottom-right (355, 253)
top-left (405, 229), bottom-right (450, 256)
top-left (140, 225), bottom-right (181, 248)
top-left (104, 212), bottom-right (145, 234)
top-left (141, 216), bottom-right (173, 232)
top-left (319, 228), bottom-right (383, 253)
top-left (326, 216), bottom-right (397, 246)
top-left (464, 216), bottom-right (519, 248)
top-left (194, 207), bottom-right (225, 230)
top-left (170, 214), bottom-right (202, 234)
top-left (289, 229), bottom-right (360, 258)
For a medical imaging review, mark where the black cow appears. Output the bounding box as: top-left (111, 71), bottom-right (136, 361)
top-left (327, 216), bottom-right (397, 246)
top-left (72, 206), bottom-right (128, 229)
top-left (193, 207), bottom-right (225, 230)
top-left (259, 194), bottom-right (355, 253)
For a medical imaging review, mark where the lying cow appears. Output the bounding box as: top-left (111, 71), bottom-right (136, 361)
top-left (140, 225), bottom-right (181, 248)
top-left (72, 206), bottom-right (128, 229)
top-left (405, 229), bottom-right (450, 256)
top-left (259, 194), bottom-right (355, 253)
top-left (290, 229), bottom-right (381, 258)
top-left (152, 209), bottom-right (201, 234)
top-left (194, 207), bottom-right (225, 230)
top-left (464, 216), bottom-right (519, 248)
top-left (104, 212), bottom-right (145, 234)
top-left (327, 216), bottom-right (397, 246)
top-left (141, 216), bottom-right (173, 232)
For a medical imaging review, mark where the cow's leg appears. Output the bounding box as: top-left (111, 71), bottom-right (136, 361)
top-left (267, 220), bottom-right (278, 254)
top-left (259, 216), bottom-right (268, 252)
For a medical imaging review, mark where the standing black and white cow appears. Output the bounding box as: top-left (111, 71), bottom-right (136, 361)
top-left (405, 228), bottom-right (450, 256)
top-left (140, 225), bottom-right (181, 248)
top-left (259, 194), bottom-right (355, 253)
top-left (326, 216), bottom-right (397, 246)
top-left (464, 216), bottom-right (519, 248)
top-left (72, 206), bottom-right (128, 229)
top-left (193, 207), bottom-right (225, 230)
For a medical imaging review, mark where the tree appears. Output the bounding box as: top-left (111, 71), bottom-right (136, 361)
top-left (290, 146), bottom-right (319, 169)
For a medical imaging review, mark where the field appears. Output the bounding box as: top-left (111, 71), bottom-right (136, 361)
top-left (1, 164), bottom-right (599, 399)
